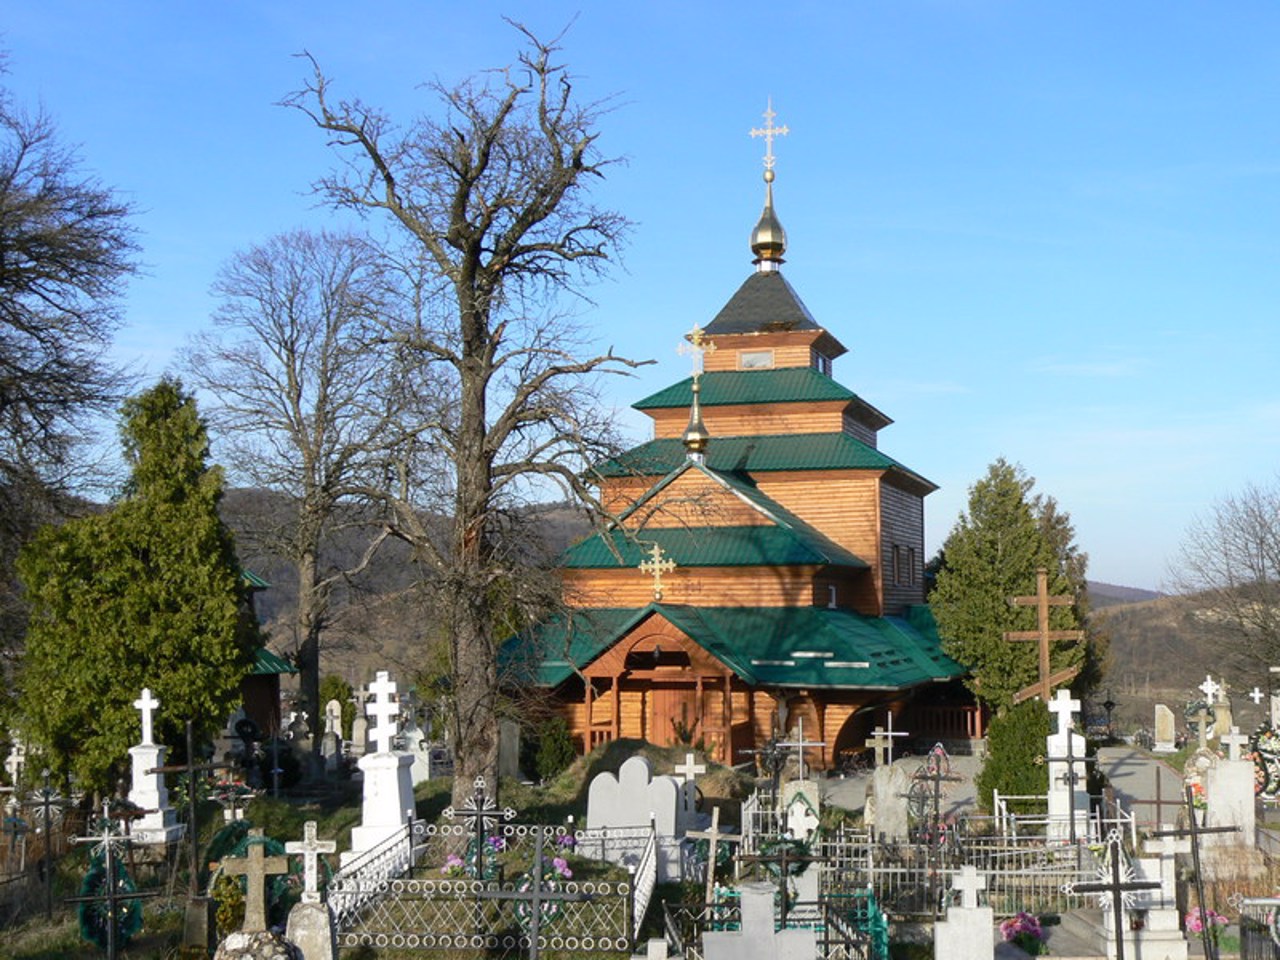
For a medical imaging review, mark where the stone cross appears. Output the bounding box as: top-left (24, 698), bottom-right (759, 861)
top-left (1199, 675), bottom-right (1222, 702)
top-left (221, 828), bottom-right (290, 933)
top-left (1048, 688), bottom-right (1082, 737)
top-left (1004, 567), bottom-right (1084, 704)
top-left (1222, 725), bottom-right (1250, 762)
top-left (777, 717), bottom-right (825, 780)
top-left (365, 671), bottom-right (400, 755)
top-left (685, 804), bottom-right (741, 907)
top-left (285, 820), bottom-right (336, 904)
top-left (674, 752), bottom-right (705, 816)
top-left (1250, 687), bottom-right (1265, 705)
top-left (639, 543), bottom-right (677, 601)
top-left (951, 864), bottom-right (987, 910)
top-left (133, 688), bottom-right (159, 746)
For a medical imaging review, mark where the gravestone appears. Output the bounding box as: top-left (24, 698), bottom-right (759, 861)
top-left (285, 820), bottom-right (337, 960)
top-left (1136, 826), bottom-right (1190, 960)
top-left (1153, 704), bottom-right (1177, 753)
top-left (866, 763), bottom-right (912, 842)
top-left (497, 719), bottom-right (522, 781)
top-left (702, 881), bottom-right (816, 960)
top-left (586, 755), bottom-right (682, 835)
top-left (780, 779), bottom-right (820, 843)
top-left (1204, 727), bottom-right (1256, 849)
top-left (935, 866), bottom-right (993, 960)
top-left (3, 731), bottom-right (25, 787)
top-left (221, 828), bottom-right (290, 933)
top-left (343, 672), bottom-right (414, 866)
top-left (349, 703), bottom-right (368, 759)
top-left (127, 688), bottom-right (184, 845)
top-left (1046, 689), bottom-right (1090, 843)
top-left (321, 699), bottom-right (342, 773)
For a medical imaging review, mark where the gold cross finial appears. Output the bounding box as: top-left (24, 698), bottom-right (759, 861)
top-left (678, 324), bottom-right (718, 384)
top-left (750, 98), bottom-right (789, 174)
top-left (638, 542), bottom-right (677, 600)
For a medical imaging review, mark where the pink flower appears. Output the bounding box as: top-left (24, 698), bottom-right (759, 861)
top-left (552, 856), bottom-right (572, 879)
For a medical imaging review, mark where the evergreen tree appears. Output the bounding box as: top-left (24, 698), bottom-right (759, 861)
top-left (930, 458), bottom-right (1090, 710)
top-left (17, 380), bottom-right (257, 790)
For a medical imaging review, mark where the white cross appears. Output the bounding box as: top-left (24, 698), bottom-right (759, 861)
top-left (675, 753), bottom-right (705, 784)
top-left (1199, 675), bottom-right (1222, 702)
top-left (285, 820), bottom-right (337, 904)
top-left (365, 671), bottom-right (400, 754)
top-left (1222, 725), bottom-right (1250, 762)
top-left (133, 688), bottom-right (160, 745)
top-left (776, 717), bottom-right (826, 780)
top-left (950, 864), bottom-right (987, 910)
top-left (1048, 688), bottom-right (1082, 738)
top-left (1250, 687), bottom-right (1265, 705)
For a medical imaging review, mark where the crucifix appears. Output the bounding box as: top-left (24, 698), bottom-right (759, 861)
top-left (1004, 567), bottom-right (1084, 704)
top-left (685, 805), bottom-right (741, 907)
top-left (220, 828), bottom-right (292, 933)
top-left (749, 98), bottom-right (789, 172)
top-left (678, 324), bottom-right (717, 385)
top-left (638, 542), bottom-right (677, 601)
top-left (777, 717), bottom-right (825, 781)
top-left (133, 688), bottom-right (160, 745)
top-left (285, 820), bottom-right (336, 904)
top-left (738, 738), bottom-right (786, 798)
top-left (1063, 830), bottom-right (1161, 960)
top-left (442, 775), bottom-right (516, 879)
top-left (366, 670), bottom-right (401, 755)
top-left (474, 828), bottom-right (591, 960)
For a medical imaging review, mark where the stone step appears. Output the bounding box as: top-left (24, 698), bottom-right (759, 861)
top-left (1043, 910), bottom-right (1109, 960)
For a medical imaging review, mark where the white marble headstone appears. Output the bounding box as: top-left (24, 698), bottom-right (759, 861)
top-left (586, 756), bottom-right (682, 835)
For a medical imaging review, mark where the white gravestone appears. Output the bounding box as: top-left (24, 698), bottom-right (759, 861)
top-left (674, 752), bottom-right (706, 818)
top-left (1204, 726), bottom-right (1255, 848)
top-left (702, 881), bottom-right (816, 960)
top-left (1046, 690), bottom-right (1090, 843)
top-left (584, 755), bottom-right (684, 881)
top-left (343, 671), bottom-right (414, 866)
top-left (781, 780), bottom-right (821, 844)
top-left (935, 866), bottom-right (993, 960)
top-left (1153, 704), bottom-right (1177, 753)
top-left (4, 731), bottom-right (26, 786)
top-left (321, 699), bottom-right (343, 772)
top-left (128, 688), bottom-right (184, 844)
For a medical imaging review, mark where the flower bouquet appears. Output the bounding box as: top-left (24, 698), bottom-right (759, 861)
top-left (1000, 911), bottom-right (1048, 955)
top-left (1185, 907), bottom-right (1227, 941)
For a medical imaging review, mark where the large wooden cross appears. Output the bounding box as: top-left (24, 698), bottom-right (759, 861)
top-left (685, 805), bottom-right (741, 907)
top-left (221, 828), bottom-right (291, 933)
top-left (638, 543), bottom-right (677, 601)
top-left (1004, 567), bottom-right (1084, 704)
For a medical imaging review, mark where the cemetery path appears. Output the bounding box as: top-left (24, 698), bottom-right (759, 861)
top-left (1095, 746), bottom-right (1184, 828)
top-left (822, 753), bottom-right (984, 816)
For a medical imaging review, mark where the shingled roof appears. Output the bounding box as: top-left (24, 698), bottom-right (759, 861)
top-left (634, 368), bottom-right (857, 410)
top-left (704, 271), bottom-right (819, 334)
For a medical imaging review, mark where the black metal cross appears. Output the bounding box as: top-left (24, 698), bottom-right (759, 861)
top-left (442, 775), bottom-right (515, 878)
top-left (22, 768), bottom-right (75, 919)
top-left (473, 828), bottom-right (591, 960)
top-left (1063, 830), bottom-right (1160, 960)
top-left (735, 843), bottom-right (829, 926)
top-left (65, 803), bottom-right (161, 960)
top-left (1045, 733), bottom-right (1098, 858)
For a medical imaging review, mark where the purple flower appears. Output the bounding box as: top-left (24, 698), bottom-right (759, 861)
top-left (556, 832), bottom-right (576, 849)
top-left (552, 856), bottom-right (572, 879)
top-left (487, 835), bottom-right (506, 852)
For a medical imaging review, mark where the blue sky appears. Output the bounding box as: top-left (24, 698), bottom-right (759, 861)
top-left (6, 2), bottom-right (1279, 591)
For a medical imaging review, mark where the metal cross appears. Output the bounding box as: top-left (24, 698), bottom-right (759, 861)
top-left (148, 719), bottom-right (232, 897)
top-left (443, 775), bottom-right (516, 878)
top-left (1005, 567), bottom-right (1085, 704)
top-left (638, 542), bottom-right (677, 601)
top-left (285, 820), bottom-right (336, 904)
top-left (23, 768), bottom-right (73, 919)
top-left (678, 324), bottom-right (717, 384)
top-left (365, 671), bottom-right (401, 755)
top-left (133, 688), bottom-right (160, 746)
top-left (220, 828), bottom-right (291, 933)
top-left (1063, 831), bottom-right (1161, 960)
top-left (749, 98), bottom-right (789, 171)
top-left (1046, 728), bottom-right (1097, 858)
top-left (66, 802), bottom-right (160, 960)
top-left (776, 717), bottom-right (825, 781)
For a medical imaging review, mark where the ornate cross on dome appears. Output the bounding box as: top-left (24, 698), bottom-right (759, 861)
top-left (678, 324), bottom-right (717, 384)
top-left (639, 542), bottom-right (677, 600)
top-left (750, 98), bottom-right (789, 172)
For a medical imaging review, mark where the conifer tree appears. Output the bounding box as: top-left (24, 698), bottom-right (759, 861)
top-left (930, 458), bottom-right (1090, 710)
top-left (17, 379), bottom-right (257, 789)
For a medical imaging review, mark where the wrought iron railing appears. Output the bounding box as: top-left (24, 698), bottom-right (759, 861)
top-left (630, 826), bottom-right (657, 940)
top-left (329, 820), bottom-right (415, 929)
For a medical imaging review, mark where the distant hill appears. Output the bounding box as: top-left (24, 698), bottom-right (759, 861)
top-left (1087, 581), bottom-right (1164, 609)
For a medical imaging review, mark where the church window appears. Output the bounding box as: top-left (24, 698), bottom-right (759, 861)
top-left (812, 351), bottom-right (832, 376)
top-left (739, 349), bottom-right (775, 370)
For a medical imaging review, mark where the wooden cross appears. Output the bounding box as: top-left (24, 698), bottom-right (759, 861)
top-left (285, 820), bottom-right (336, 904)
top-left (133, 688), bottom-right (160, 746)
top-left (220, 828), bottom-right (290, 933)
top-left (365, 671), bottom-right (400, 755)
top-left (685, 805), bottom-right (741, 907)
top-left (1064, 831), bottom-right (1161, 960)
top-left (749, 98), bottom-right (789, 171)
top-left (777, 717), bottom-right (825, 780)
top-left (949, 864), bottom-right (986, 910)
top-left (678, 324), bottom-right (717, 384)
top-left (1005, 567), bottom-right (1085, 704)
top-left (473, 828), bottom-right (590, 960)
top-left (638, 542), bottom-right (677, 601)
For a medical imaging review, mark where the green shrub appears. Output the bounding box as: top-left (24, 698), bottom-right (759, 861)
top-left (535, 717), bottom-right (576, 782)
top-left (976, 699), bottom-right (1051, 813)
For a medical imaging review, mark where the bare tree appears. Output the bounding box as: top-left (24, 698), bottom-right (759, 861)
top-left (0, 73), bottom-right (136, 659)
top-left (1169, 478), bottom-right (1280, 673)
top-left (182, 228), bottom-right (405, 743)
top-left (285, 26), bottom-right (645, 799)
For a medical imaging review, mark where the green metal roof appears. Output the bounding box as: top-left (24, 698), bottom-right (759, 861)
top-left (509, 603), bottom-right (963, 689)
top-left (703, 271), bottom-right (820, 335)
top-left (595, 433), bottom-right (935, 493)
top-left (635, 368), bottom-right (856, 410)
top-left (563, 525), bottom-right (867, 569)
top-left (243, 569), bottom-right (271, 590)
top-left (251, 647), bottom-right (296, 675)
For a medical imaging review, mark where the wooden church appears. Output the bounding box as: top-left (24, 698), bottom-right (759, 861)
top-left (515, 116), bottom-right (983, 771)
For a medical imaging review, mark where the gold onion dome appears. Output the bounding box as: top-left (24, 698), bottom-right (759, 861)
top-left (683, 379), bottom-right (711, 460)
top-left (750, 169), bottom-right (787, 269)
